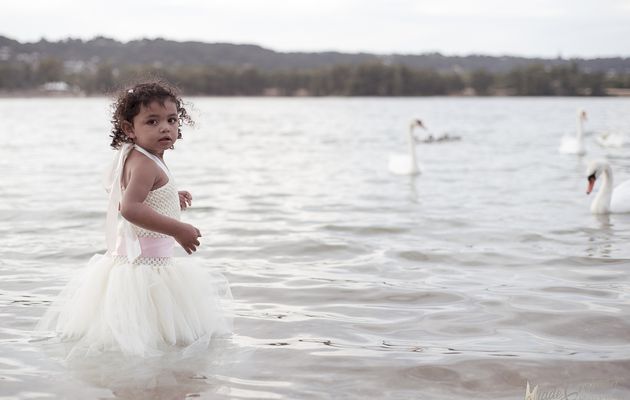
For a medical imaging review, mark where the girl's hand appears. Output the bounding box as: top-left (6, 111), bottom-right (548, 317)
top-left (178, 191), bottom-right (192, 210)
top-left (174, 223), bottom-right (201, 254)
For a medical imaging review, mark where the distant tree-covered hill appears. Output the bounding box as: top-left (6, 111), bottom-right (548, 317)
top-left (1, 35), bottom-right (630, 96)
top-left (1, 35), bottom-right (630, 74)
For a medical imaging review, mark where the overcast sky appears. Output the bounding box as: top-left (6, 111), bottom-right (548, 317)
top-left (2, 0), bottom-right (630, 58)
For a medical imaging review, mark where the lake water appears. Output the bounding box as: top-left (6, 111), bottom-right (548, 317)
top-left (1, 97), bottom-right (630, 399)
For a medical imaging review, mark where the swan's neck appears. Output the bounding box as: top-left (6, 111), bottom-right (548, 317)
top-left (576, 116), bottom-right (584, 140)
top-left (591, 167), bottom-right (613, 214)
top-left (408, 125), bottom-right (419, 173)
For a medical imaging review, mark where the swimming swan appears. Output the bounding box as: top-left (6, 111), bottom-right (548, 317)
top-left (421, 133), bottom-right (462, 143)
top-left (585, 160), bottom-right (630, 214)
top-left (596, 131), bottom-right (630, 148)
top-left (559, 109), bottom-right (587, 155)
top-left (388, 119), bottom-right (426, 175)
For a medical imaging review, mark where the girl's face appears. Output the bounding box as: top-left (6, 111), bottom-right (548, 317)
top-left (123, 99), bottom-right (179, 157)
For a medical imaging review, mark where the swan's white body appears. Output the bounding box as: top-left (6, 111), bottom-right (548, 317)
top-left (388, 120), bottom-right (425, 175)
top-left (596, 132), bottom-right (630, 148)
top-left (586, 160), bottom-right (630, 214)
top-left (559, 110), bottom-right (587, 155)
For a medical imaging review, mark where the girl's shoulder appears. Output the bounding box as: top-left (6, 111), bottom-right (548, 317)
top-left (122, 150), bottom-right (168, 189)
top-left (125, 150), bottom-right (160, 173)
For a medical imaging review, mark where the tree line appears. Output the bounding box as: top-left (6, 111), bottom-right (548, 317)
top-left (1, 57), bottom-right (627, 96)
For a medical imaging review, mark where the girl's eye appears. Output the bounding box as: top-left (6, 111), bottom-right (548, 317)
top-left (147, 119), bottom-right (158, 125)
top-left (168, 118), bottom-right (178, 124)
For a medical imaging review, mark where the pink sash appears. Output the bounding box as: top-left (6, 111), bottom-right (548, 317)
top-left (114, 236), bottom-right (175, 258)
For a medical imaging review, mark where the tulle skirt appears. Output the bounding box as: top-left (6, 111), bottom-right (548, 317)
top-left (35, 253), bottom-right (233, 358)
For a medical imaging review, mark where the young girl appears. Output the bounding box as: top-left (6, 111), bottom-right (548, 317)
top-left (37, 81), bottom-right (232, 357)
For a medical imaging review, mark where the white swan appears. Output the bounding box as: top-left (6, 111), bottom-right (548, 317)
top-left (388, 119), bottom-right (426, 175)
top-left (559, 109), bottom-right (587, 155)
top-left (420, 133), bottom-right (462, 143)
top-left (585, 160), bottom-right (630, 214)
top-left (596, 131), bottom-right (630, 148)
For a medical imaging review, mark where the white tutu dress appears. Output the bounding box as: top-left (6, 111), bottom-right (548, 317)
top-left (36, 144), bottom-right (232, 358)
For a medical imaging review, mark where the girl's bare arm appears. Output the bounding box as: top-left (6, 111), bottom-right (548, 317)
top-left (120, 155), bottom-right (201, 253)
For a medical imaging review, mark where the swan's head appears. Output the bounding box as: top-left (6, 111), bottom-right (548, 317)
top-left (410, 119), bottom-right (426, 130)
top-left (578, 109), bottom-right (588, 121)
top-left (585, 159), bottom-right (609, 194)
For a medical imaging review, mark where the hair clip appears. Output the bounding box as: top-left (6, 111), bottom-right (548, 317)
top-left (127, 89), bottom-right (134, 94)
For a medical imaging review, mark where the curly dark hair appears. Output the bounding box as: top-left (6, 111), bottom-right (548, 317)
top-left (109, 80), bottom-right (194, 149)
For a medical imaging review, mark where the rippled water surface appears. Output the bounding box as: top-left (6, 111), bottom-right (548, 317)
top-left (2, 97), bottom-right (630, 399)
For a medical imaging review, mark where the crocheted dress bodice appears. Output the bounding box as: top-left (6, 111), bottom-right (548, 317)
top-left (132, 179), bottom-right (181, 238)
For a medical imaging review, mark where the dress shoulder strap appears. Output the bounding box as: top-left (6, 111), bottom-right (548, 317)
top-left (133, 145), bottom-right (171, 177)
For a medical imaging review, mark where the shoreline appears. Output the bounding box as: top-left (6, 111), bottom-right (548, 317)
top-left (2, 90), bottom-right (630, 98)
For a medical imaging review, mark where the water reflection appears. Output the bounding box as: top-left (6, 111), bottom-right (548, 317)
top-left (586, 214), bottom-right (613, 258)
top-left (49, 340), bottom-right (236, 400)
top-left (408, 175), bottom-right (420, 203)
top-left (594, 213), bottom-right (612, 228)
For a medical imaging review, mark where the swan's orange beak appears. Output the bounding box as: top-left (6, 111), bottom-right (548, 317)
top-left (586, 176), bottom-right (596, 195)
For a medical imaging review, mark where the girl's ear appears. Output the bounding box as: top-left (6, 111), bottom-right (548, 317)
top-left (122, 120), bottom-right (135, 139)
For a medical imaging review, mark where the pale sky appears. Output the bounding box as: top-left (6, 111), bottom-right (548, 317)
top-left (2, 0), bottom-right (630, 58)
